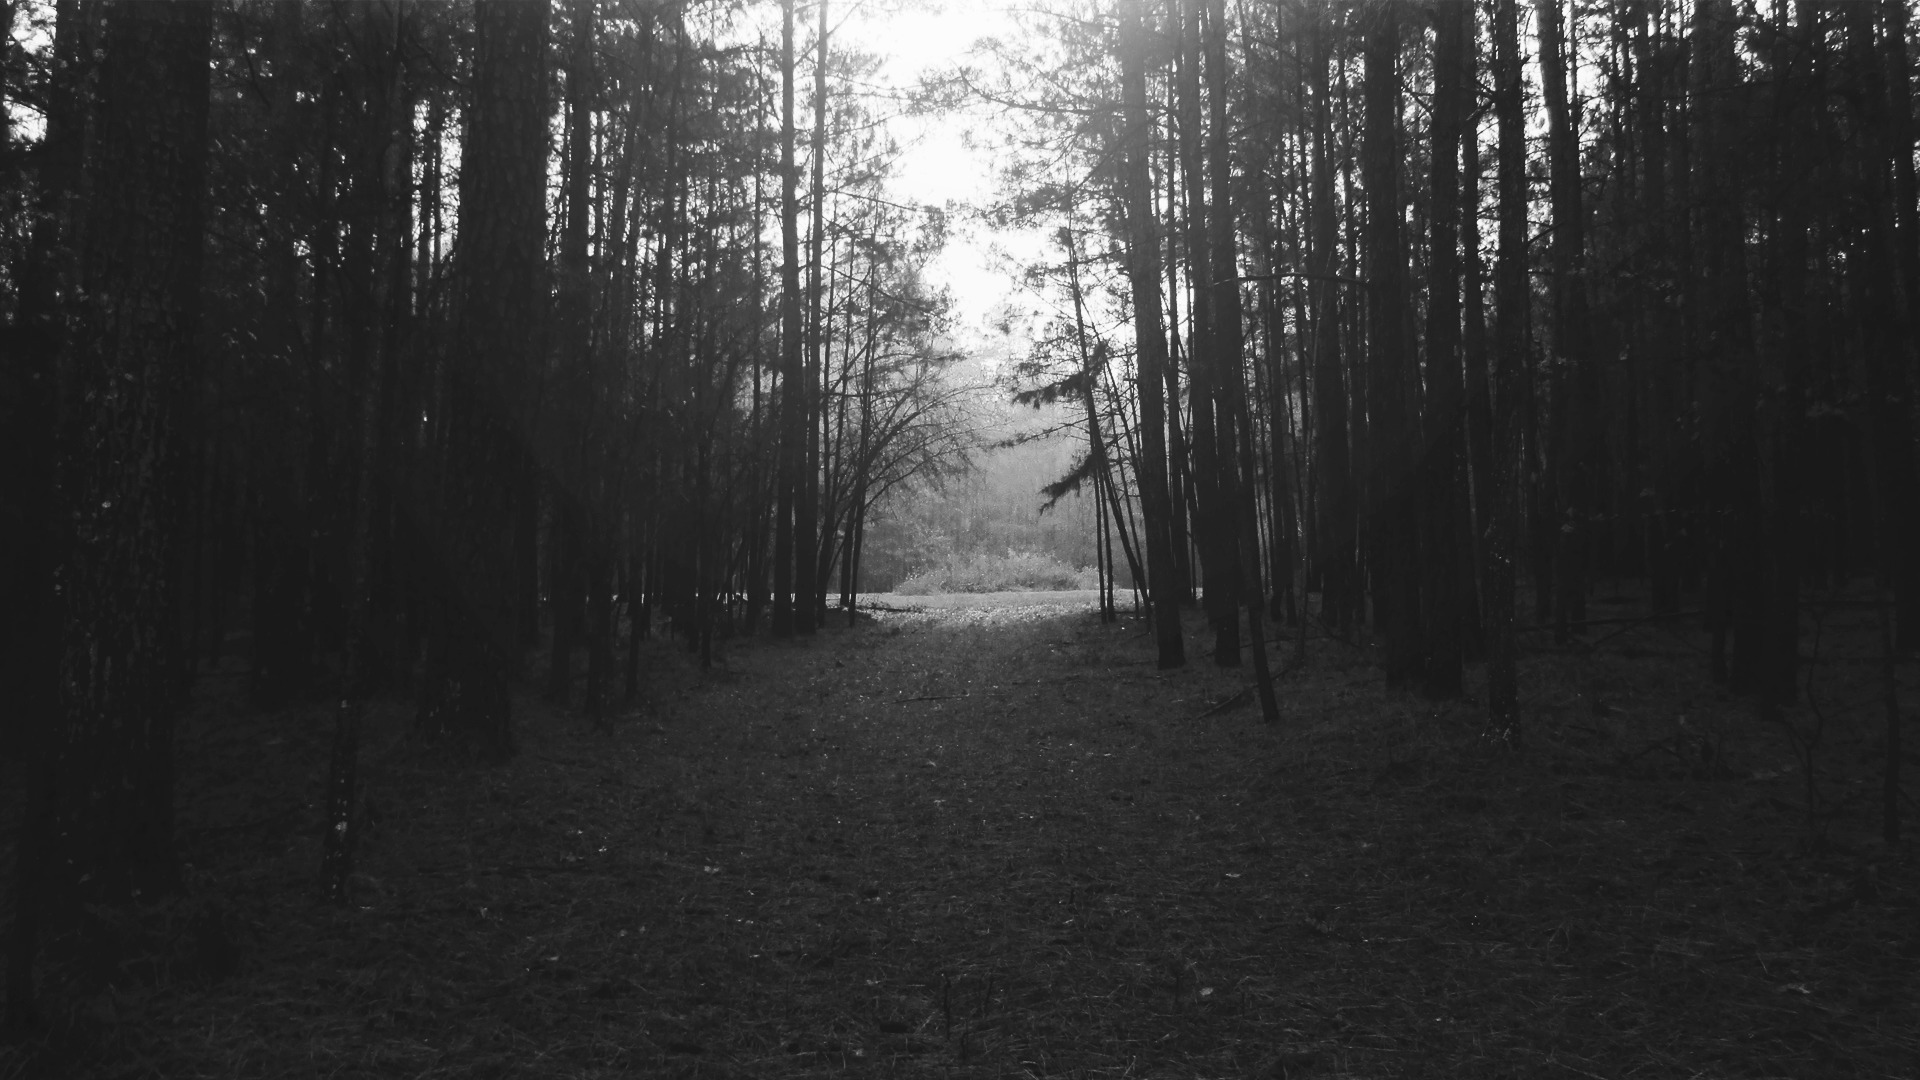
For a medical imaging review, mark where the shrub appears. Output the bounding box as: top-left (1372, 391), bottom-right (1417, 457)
top-left (894, 549), bottom-right (1098, 594)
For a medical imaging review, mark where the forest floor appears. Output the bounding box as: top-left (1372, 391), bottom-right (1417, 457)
top-left (3, 589), bottom-right (1918, 1079)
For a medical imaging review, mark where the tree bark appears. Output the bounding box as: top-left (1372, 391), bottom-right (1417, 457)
top-left (1459, 8), bottom-right (1490, 663)
top-left (1309, 3), bottom-right (1356, 635)
top-left (4, 0), bottom-right (96, 1031)
top-left (1177, 0), bottom-right (1239, 665)
top-left (1633, 2), bottom-right (1683, 615)
top-left (249, 0), bottom-right (314, 710)
top-left (415, 0), bottom-right (548, 760)
top-left (48, 0), bottom-right (211, 925)
top-left (1120, 0), bottom-right (1186, 669)
top-left (548, 0), bottom-right (597, 705)
top-left (1487, 0), bottom-right (1528, 739)
top-left (772, 0), bottom-right (801, 637)
top-left (1203, 0), bottom-right (1278, 719)
top-left (1537, 0), bottom-right (1596, 644)
top-left (1363, 1), bottom-right (1421, 687)
top-left (1422, 0), bottom-right (1469, 698)
top-left (1862, 0), bottom-right (1920, 653)
top-left (796, 0), bottom-right (829, 635)
top-left (1691, 0), bottom-right (1764, 694)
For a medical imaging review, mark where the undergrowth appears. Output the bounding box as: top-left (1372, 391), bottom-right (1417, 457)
top-left (894, 549), bottom-right (1097, 595)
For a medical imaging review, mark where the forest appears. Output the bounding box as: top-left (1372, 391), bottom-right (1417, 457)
top-left (1, 0), bottom-right (1916, 1075)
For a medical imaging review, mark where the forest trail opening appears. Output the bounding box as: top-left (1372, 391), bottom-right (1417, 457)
top-left (9, 596), bottom-right (1915, 1078)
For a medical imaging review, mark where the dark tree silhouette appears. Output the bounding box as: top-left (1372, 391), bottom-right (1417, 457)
top-left (1119, 0), bottom-right (1187, 669)
top-left (414, 0), bottom-right (549, 760)
top-left (6, 0), bottom-right (214, 1024)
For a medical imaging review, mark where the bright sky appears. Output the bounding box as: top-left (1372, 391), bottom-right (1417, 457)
top-left (835, 0), bottom-right (1044, 347)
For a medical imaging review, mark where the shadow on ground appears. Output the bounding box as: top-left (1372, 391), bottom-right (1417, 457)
top-left (3, 592), bottom-right (1915, 1078)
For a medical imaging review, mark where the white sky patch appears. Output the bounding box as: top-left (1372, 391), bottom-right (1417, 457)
top-left (835, 0), bottom-right (1038, 357)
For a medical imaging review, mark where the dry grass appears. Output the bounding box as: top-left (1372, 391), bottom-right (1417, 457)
top-left (3, 590), bottom-right (1916, 1078)
top-left (860, 589), bottom-right (1104, 612)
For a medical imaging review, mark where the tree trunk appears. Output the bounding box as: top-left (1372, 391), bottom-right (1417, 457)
top-left (548, 0), bottom-right (598, 706)
top-left (1163, 97), bottom-right (1194, 607)
top-left (1633, 3), bottom-right (1683, 615)
top-left (1459, 14), bottom-right (1491, 663)
top-left (1691, 0), bottom-right (1765, 694)
top-left (1363, 1), bottom-right (1421, 687)
top-left (1856, 0), bottom-right (1920, 654)
top-left (796, 0), bottom-right (829, 635)
top-left (1177, 0), bottom-right (1240, 665)
top-left (1537, 0), bottom-right (1596, 644)
top-left (4, 0), bottom-right (95, 1030)
top-left (1757, 0), bottom-right (1816, 710)
top-left (1203, 0), bottom-right (1278, 719)
top-left (1423, 0), bottom-right (1469, 698)
top-left (1487, 0), bottom-right (1528, 739)
top-left (414, 0), bottom-right (548, 760)
top-left (365, 1), bottom-right (419, 696)
top-left (772, 0), bottom-right (801, 638)
top-left (48, 0), bottom-right (211, 927)
top-left (250, 0), bottom-right (315, 710)
top-left (1309, 4), bottom-right (1356, 634)
top-left (1119, 0), bottom-right (1186, 669)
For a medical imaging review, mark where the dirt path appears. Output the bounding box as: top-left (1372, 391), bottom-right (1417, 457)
top-left (502, 599), bottom-right (1299, 1075)
top-left (9, 599), bottom-right (1916, 1078)
top-left (635, 600), bottom-right (1298, 1073)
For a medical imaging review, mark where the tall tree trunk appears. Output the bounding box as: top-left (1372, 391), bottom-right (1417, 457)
top-left (1758, 0), bottom-right (1815, 711)
top-left (1537, 0), bottom-right (1596, 644)
top-left (1423, 0), bottom-right (1468, 697)
top-left (548, 0), bottom-right (597, 705)
top-left (1691, 0), bottom-right (1764, 694)
top-left (1309, 3), bottom-right (1356, 634)
top-left (5, 0), bottom-right (95, 1030)
top-left (1162, 87), bottom-right (1193, 606)
top-left (1860, 0), bottom-right (1920, 653)
top-left (250, 0), bottom-right (315, 710)
top-left (1846, 5), bottom-right (1920, 824)
top-left (1487, 0), bottom-right (1528, 739)
top-left (366, 1), bottom-right (419, 696)
top-left (797, 0), bottom-right (829, 635)
top-left (1177, 0), bottom-right (1239, 665)
top-left (1250, 139), bottom-right (1295, 625)
top-left (1363, 0), bottom-right (1421, 687)
top-left (324, 0), bottom-right (412, 903)
top-left (1203, 0), bottom-right (1278, 719)
top-left (49, 0), bottom-right (211, 929)
top-left (1460, 12), bottom-right (1491, 662)
top-left (1120, 0), bottom-right (1186, 668)
top-left (1875, 0), bottom-right (1916, 839)
top-left (743, 71), bottom-right (771, 637)
top-left (415, 0), bottom-right (548, 760)
top-left (771, 0), bottom-right (801, 637)
top-left (1634, 2), bottom-right (1682, 614)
